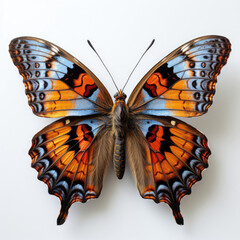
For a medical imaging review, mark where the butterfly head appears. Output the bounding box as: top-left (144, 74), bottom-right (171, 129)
top-left (114, 90), bottom-right (127, 101)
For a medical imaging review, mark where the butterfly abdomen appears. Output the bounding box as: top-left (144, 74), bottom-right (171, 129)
top-left (112, 97), bottom-right (129, 179)
top-left (114, 135), bottom-right (125, 179)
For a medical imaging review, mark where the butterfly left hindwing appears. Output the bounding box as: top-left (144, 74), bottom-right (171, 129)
top-left (30, 116), bottom-right (114, 225)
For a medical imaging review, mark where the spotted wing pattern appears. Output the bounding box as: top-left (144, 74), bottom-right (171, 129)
top-left (29, 116), bottom-right (113, 225)
top-left (128, 36), bottom-right (231, 117)
top-left (9, 37), bottom-right (113, 118)
top-left (134, 116), bottom-right (210, 224)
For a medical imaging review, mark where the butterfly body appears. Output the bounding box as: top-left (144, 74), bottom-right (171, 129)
top-left (9, 35), bottom-right (231, 225)
top-left (112, 90), bottom-right (129, 179)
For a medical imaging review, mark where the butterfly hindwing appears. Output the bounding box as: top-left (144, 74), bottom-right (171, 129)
top-left (127, 116), bottom-right (210, 224)
top-left (9, 37), bottom-right (113, 118)
top-left (128, 36), bottom-right (231, 117)
top-left (29, 116), bottom-right (114, 225)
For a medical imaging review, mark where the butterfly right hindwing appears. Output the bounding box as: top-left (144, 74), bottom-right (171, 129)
top-left (127, 115), bottom-right (210, 224)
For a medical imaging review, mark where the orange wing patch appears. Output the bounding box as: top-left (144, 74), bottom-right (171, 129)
top-left (144, 73), bottom-right (168, 97)
top-left (72, 73), bottom-right (98, 97)
top-left (143, 63), bottom-right (179, 98)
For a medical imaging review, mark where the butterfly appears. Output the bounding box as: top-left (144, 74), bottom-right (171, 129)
top-left (9, 35), bottom-right (231, 225)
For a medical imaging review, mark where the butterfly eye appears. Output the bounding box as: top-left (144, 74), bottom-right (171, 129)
top-left (114, 92), bottom-right (118, 98)
top-left (122, 93), bottom-right (127, 98)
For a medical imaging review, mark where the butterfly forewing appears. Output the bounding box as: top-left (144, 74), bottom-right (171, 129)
top-left (128, 35), bottom-right (231, 117)
top-left (9, 37), bottom-right (113, 118)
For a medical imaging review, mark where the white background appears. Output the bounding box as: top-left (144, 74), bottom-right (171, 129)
top-left (1, 0), bottom-right (240, 239)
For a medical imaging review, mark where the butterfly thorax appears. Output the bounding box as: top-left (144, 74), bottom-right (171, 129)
top-left (112, 90), bottom-right (128, 179)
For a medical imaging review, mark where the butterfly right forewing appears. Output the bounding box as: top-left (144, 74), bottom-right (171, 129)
top-left (128, 35), bottom-right (231, 117)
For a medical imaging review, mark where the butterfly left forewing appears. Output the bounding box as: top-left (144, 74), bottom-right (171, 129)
top-left (127, 116), bottom-right (210, 224)
top-left (9, 37), bottom-right (113, 118)
top-left (29, 116), bottom-right (114, 225)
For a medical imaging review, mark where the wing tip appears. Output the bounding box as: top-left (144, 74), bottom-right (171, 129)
top-left (172, 207), bottom-right (184, 225)
top-left (176, 216), bottom-right (184, 225)
top-left (57, 216), bottom-right (66, 225)
top-left (57, 203), bottom-right (70, 225)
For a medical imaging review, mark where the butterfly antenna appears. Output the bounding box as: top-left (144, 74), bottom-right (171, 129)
top-left (87, 40), bottom-right (119, 92)
top-left (122, 39), bottom-right (155, 91)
